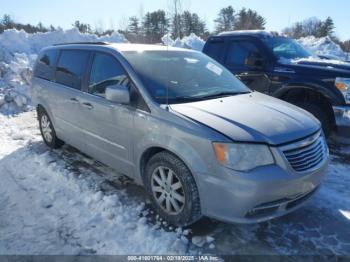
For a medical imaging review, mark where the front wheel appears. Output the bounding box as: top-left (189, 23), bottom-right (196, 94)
top-left (38, 108), bottom-right (64, 149)
top-left (144, 152), bottom-right (201, 226)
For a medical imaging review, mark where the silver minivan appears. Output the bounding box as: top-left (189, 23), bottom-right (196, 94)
top-left (31, 43), bottom-right (328, 226)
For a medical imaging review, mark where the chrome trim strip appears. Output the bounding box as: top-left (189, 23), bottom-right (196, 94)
top-left (279, 130), bottom-right (322, 152)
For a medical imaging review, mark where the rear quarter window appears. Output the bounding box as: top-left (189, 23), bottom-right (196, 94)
top-left (204, 39), bottom-right (225, 62)
top-left (225, 41), bottom-right (261, 69)
top-left (33, 49), bottom-right (58, 81)
top-left (56, 50), bottom-right (90, 90)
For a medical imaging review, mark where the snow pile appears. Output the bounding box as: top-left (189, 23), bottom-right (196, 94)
top-left (162, 33), bottom-right (205, 51)
top-left (0, 112), bottom-right (189, 255)
top-left (0, 28), bottom-right (127, 55)
top-left (0, 28), bottom-right (127, 114)
top-left (298, 36), bottom-right (350, 62)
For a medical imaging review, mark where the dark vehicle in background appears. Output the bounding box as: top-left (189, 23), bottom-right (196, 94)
top-left (203, 30), bottom-right (350, 138)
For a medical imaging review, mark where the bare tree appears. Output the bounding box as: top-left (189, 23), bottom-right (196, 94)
top-left (168, 0), bottom-right (183, 38)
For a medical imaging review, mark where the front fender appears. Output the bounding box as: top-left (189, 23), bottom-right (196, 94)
top-left (134, 132), bottom-right (212, 186)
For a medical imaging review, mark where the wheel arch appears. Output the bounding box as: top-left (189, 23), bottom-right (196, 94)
top-left (273, 82), bottom-right (341, 105)
top-left (274, 83), bottom-right (336, 127)
top-left (35, 102), bottom-right (56, 128)
top-left (137, 143), bottom-right (207, 189)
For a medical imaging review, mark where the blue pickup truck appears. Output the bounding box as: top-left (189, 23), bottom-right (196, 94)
top-left (203, 30), bottom-right (350, 138)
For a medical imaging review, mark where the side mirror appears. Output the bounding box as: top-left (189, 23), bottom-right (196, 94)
top-left (106, 84), bottom-right (130, 104)
top-left (245, 53), bottom-right (265, 69)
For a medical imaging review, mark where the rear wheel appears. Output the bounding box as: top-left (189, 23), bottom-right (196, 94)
top-left (144, 151), bottom-right (201, 226)
top-left (38, 108), bottom-right (64, 149)
top-left (296, 102), bottom-right (332, 137)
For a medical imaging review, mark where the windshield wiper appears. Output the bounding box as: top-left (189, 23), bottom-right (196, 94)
top-left (157, 95), bottom-right (203, 104)
top-left (159, 91), bottom-right (250, 104)
top-left (196, 91), bottom-right (250, 100)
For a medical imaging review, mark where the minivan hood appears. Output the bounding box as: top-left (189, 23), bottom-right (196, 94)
top-left (170, 92), bottom-right (320, 145)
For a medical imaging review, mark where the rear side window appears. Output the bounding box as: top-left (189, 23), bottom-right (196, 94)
top-left (56, 50), bottom-right (90, 90)
top-left (89, 53), bottom-right (129, 97)
top-left (33, 49), bottom-right (58, 81)
top-left (225, 41), bottom-right (261, 69)
top-left (204, 40), bottom-right (225, 62)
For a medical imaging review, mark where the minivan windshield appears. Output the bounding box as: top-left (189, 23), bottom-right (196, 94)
top-left (123, 50), bottom-right (250, 104)
top-left (264, 37), bottom-right (312, 60)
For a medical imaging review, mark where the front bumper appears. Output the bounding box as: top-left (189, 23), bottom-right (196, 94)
top-left (333, 105), bottom-right (350, 137)
top-left (196, 141), bottom-right (328, 224)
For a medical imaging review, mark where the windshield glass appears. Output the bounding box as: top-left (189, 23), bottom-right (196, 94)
top-left (264, 37), bottom-right (312, 60)
top-left (123, 50), bottom-right (250, 104)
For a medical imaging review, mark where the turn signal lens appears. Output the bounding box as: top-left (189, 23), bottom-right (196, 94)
top-left (335, 82), bottom-right (347, 92)
top-left (213, 143), bottom-right (227, 164)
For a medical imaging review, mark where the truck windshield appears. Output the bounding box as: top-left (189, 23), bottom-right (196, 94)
top-left (264, 37), bottom-right (312, 60)
top-left (123, 50), bottom-right (250, 104)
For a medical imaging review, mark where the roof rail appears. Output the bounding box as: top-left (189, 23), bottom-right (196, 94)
top-left (53, 42), bottom-right (109, 46)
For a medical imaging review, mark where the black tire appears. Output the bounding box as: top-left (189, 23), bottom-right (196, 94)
top-left (38, 108), bottom-right (64, 149)
top-left (296, 102), bottom-right (332, 137)
top-left (144, 151), bottom-right (201, 226)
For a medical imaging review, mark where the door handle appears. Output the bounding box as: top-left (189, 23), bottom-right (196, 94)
top-left (82, 102), bottom-right (94, 110)
top-left (69, 97), bottom-right (79, 103)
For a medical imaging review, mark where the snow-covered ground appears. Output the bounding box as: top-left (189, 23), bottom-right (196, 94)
top-left (0, 111), bottom-right (350, 255)
top-left (0, 112), bottom-right (191, 254)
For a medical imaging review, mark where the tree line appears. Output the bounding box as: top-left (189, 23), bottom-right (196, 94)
top-left (0, 5), bottom-right (267, 42)
top-left (0, 4), bottom-right (349, 52)
top-left (283, 17), bottom-right (350, 52)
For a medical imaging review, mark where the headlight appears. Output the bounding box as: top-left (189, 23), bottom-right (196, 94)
top-left (335, 77), bottom-right (350, 103)
top-left (212, 142), bottom-right (275, 171)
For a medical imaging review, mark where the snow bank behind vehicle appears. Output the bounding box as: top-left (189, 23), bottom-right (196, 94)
top-left (0, 29), bottom-right (127, 114)
top-left (298, 36), bottom-right (350, 62)
top-left (162, 33), bottom-right (205, 51)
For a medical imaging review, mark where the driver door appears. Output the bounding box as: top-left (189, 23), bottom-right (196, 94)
top-left (78, 52), bottom-right (135, 176)
top-left (224, 39), bottom-right (271, 94)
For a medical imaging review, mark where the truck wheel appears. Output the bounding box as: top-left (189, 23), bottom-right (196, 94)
top-left (144, 151), bottom-right (201, 226)
top-left (296, 102), bottom-right (332, 137)
top-left (38, 108), bottom-right (64, 149)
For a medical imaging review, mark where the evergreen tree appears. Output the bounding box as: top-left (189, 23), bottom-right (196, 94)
top-left (128, 16), bottom-right (140, 34)
top-left (2, 14), bottom-right (15, 28)
top-left (318, 17), bottom-right (335, 37)
top-left (142, 10), bottom-right (169, 43)
top-left (37, 22), bottom-right (48, 33)
top-left (73, 21), bottom-right (92, 34)
top-left (234, 8), bottom-right (266, 30)
top-left (214, 6), bottom-right (235, 33)
top-left (283, 17), bottom-right (336, 38)
top-left (180, 11), bottom-right (207, 37)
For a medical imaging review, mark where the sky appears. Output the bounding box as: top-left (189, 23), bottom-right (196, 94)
top-left (0, 0), bottom-right (349, 40)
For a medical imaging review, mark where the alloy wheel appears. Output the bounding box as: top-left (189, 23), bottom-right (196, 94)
top-left (41, 114), bottom-right (53, 143)
top-left (151, 166), bottom-right (186, 215)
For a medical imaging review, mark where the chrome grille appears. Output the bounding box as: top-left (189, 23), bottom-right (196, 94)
top-left (282, 131), bottom-right (328, 172)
